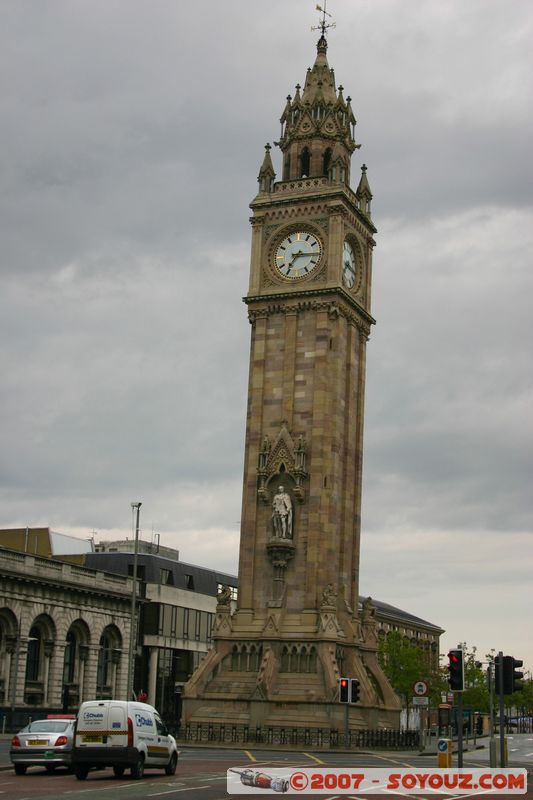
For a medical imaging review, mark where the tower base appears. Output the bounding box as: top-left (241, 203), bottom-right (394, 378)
top-left (182, 603), bottom-right (401, 732)
top-left (183, 697), bottom-right (400, 733)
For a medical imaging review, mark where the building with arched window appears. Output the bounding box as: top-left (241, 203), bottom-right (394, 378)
top-left (0, 541), bottom-right (133, 728)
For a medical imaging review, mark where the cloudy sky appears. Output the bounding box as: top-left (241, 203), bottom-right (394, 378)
top-left (1, 1), bottom-right (532, 672)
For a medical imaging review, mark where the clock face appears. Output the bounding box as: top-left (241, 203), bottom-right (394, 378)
top-left (275, 230), bottom-right (322, 279)
top-left (342, 240), bottom-right (357, 289)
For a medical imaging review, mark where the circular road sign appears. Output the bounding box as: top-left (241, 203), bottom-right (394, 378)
top-left (413, 680), bottom-right (428, 697)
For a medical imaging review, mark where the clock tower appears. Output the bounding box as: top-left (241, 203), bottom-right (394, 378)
top-left (184, 22), bottom-right (400, 731)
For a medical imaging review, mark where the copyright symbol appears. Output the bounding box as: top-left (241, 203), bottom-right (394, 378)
top-left (290, 771), bottom-right (309, 791)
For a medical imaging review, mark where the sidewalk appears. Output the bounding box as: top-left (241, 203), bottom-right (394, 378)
top-left (418, 734), bottom-right (487, 756)
top-left (0, 735), bottom-right (12, 771)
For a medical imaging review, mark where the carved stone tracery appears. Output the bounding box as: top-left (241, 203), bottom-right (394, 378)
top-left (257, 423), bottom-right (308, 505)
top-left (246, 294), bottom-right (372, 339)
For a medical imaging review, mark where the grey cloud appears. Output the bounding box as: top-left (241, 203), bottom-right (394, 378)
top-left (1, 0), bottom-right (532, 668)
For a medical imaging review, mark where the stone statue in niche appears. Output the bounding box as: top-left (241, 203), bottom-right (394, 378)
top-left (271, 485), bottom-right (293, 539)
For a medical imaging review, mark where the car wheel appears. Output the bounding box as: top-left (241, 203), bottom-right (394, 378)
top-left (131, 754), bottom-right (144, 780)
top-left (75, 766), bottom-right (89, 780)
top-left (14, 764), bottom-right (27, 776)
top-left (164, 752), bottom-right (177, 776)
top-left (113, 765), bottom-right (125, 777)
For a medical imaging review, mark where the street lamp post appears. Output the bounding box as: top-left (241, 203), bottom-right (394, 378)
top-left (126, 502), bottom-right (142, 700)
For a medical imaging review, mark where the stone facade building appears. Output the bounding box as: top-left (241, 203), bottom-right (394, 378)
top-left (0, 543), bottom-right (133, 725)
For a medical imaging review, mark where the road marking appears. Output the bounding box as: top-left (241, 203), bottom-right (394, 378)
top-left (64, 784), bottom-right (132, 794)
top-left (304, 751), bottom-right (325, 764)
top-left (231, 758), bottom-right (291, 766)
top-left (363, 751), bottom-right (413, 767)
top-left (157, 782), bottom-right (186, 786)
top-left (147, 787), bottom-right (210, 797)
top-left (243, 749), bottom-right (256, 761)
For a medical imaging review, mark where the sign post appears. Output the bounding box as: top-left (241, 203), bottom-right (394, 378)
top-left (412, 681), bottom-right (429, 752)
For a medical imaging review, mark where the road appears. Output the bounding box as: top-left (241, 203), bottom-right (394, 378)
top-left (0, 736), bottom-right (531, 799)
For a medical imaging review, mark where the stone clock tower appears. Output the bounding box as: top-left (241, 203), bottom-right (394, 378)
top-left (183, 26), bottom-right (400, 731)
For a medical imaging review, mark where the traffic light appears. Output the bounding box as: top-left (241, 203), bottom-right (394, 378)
top-left (339, 678), bottom-right (349, 703)
top-left (350, 678), bottom-right (360, 703)
top-left (494, 655), bottom-right (524, 694)
top-left (448, 649), bottom-right (464, 691)
top-left (511, 658), bottom-right (524, 693)
top-left (495, 654), bottom-right (502, 691)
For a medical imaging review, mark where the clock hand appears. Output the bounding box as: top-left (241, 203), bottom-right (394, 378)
top-left (289, 249), bottom-right (306, 266)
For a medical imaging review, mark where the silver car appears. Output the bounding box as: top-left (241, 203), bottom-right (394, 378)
top-left (10, 716), bottom-right (75, 774)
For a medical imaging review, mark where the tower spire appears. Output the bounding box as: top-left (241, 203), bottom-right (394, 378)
top-left (278, 2), bottom-right (357, 184)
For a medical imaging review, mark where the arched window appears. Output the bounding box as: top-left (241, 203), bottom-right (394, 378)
top-left (25, 626), bottom-right (41, 682)
top-left (249, 645), bottom-right (262, 672)
top-left (95, 624), bottom-right (122, 698)
top-left (0, 609), bottom-right (18, 703)
top-left (280, 644), bottom-right (318, 673)
top-left (323, 148), bottom-right (332, 176)
top-left (63, 631), bottom-right (76, 684)
top-left (308, 646), bottom-right (317, 673)
top-left (299, 148), bottom-right (310, 178)
top-left (96, 633), bottom-right (111, 695)
top-left (231, 644), bottom-right (241, 672)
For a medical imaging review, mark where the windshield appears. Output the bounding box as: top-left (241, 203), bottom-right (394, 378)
top-left (26, 721), bottom-right (71, 733)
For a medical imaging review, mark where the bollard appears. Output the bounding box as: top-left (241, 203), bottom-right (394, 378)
top-left (489, 737), bottom-right (497, 767)
top-left (437, 738), bottom-right (452, 768)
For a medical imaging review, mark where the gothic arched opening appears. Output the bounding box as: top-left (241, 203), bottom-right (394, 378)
top-left (299, 147), bottom-right (310, 178)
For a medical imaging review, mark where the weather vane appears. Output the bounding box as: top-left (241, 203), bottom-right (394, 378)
top-left (311, 2), bottom-right (336, 38)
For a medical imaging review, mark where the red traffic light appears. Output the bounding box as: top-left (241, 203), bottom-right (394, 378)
top-left (448, 649), bottom-right (465, 691)
top-left (339, 677), bottom-right (350, 703)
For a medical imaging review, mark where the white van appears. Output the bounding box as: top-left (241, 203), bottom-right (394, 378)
top-left (72, 700), bottom-right (178, 780)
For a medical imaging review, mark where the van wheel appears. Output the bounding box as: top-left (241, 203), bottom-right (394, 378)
top-left (75, 766), bottom-right (89, 780)
top-left (113, 765), bottom-right (125, 777)
top-left (131, 754), bottom-right (144, 780)
top-left (164, 752), bottom-right (177, 776)
top-left (14, 764), bottom-right (27, 775)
